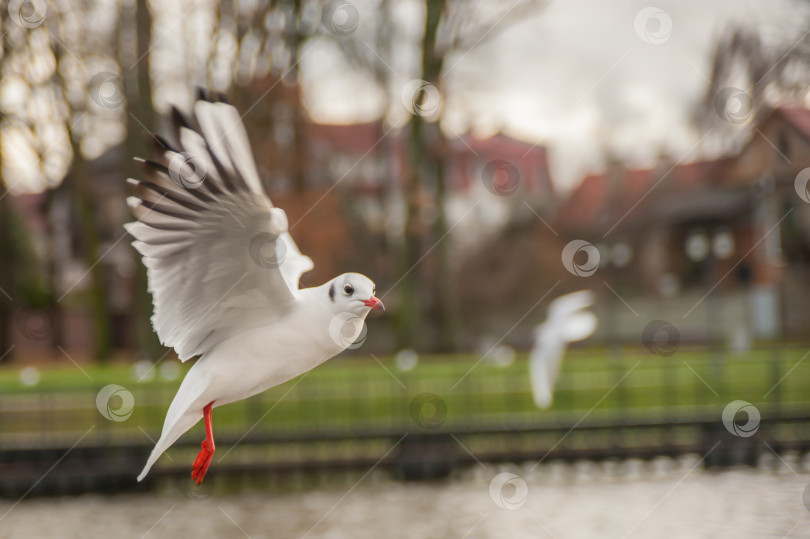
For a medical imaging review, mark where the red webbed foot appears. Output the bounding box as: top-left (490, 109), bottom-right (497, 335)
top-left (190, 401), bottom-right (216, 485)
top-left (191, 439), bottom-right (215, 484)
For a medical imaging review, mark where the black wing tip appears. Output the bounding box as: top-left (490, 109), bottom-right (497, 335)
top-left (170, 106), bottom-right (191, 128)
top-left (194, 87), bottom-right (231, 105)
top-left (152, 133), bottom-right (177, 153)
top-left (135, 158), bottom-right (170, 175)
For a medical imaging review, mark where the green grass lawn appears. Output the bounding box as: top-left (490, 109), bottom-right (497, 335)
top-left (2, 345), bottom-right (809, 447)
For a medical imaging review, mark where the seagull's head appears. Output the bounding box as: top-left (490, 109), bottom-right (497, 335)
top-left (327, 273), bottom-right (384, 316)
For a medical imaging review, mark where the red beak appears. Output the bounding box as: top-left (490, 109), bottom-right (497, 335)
top-left (362, 296), bottom-right (385, 311)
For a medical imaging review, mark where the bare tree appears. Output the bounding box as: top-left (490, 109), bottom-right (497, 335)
top-left (370, 0), bottom-right (548, 349)
top-left (699, 18), bottom-right (810, 145)
top-left (0, 0), bottom-right (130, 362)
top-left (122, 0), bottom-right (164, 360)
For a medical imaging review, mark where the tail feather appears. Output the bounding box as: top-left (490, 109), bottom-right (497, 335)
top-left (138, 444), bottom-right (165, 482)
top-left (137, 410), bottom-right (202, 481)
top-left (137, 366), bottom-right (212, 481)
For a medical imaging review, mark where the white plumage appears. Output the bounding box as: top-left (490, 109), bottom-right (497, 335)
top-left (128, 92), bottom-right (383, 483)
top-left (529, 290), bottom-right (597, 409)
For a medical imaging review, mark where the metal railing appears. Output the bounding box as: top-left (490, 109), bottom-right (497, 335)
top-left (1, 345), bottom-right (809, 496)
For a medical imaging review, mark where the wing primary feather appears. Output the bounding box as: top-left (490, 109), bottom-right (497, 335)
top-left (138, 158), bottom-right (170, 176)
top-left (148, 133), bottom-right (178, 154)
top-left (192, 101), bottom-right (242, 193)
top-left (126, 93), bottom-right (310, 361)
top-left (189, 123), bottom-right (238, 193)
top-left (170, 106), bottom-right (195, 147)
top-left (125, 221), bottom-right (194, 246)
top-left (141, 154), bottom-right (225, 200)
top-left (134, 197), bottom-right (199, 221)
top-left (201, 131), bottom-right (241, 193)
top-left (140, 165), bottom-right (212, 202)
top-left (170, 106), bottom-right (192, 130)
top-left (195, 86), bottom-right (231, 105)
top-left (127, 178), bottom-right (208, 212)
top-left (130, 215), bottom-right (200, 232)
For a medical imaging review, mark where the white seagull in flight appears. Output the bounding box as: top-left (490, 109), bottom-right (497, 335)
top-left (127, 91), bottom-right (384, 484)
top-left (529, 290), bottom-right (596, 409)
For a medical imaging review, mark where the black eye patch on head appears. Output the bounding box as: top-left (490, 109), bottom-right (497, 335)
top-left (329, 282), bottom-right (335, 302)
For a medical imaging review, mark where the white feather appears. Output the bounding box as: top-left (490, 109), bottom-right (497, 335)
top-left (129, 96), bottom-right (379, 483)
top-left (529, 290), bottom-right (597, 409)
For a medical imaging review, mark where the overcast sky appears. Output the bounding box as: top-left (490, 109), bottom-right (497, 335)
top-left (301, 0), bottom-right (803, 191)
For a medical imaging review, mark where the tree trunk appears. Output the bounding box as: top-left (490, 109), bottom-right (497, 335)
top-left (123, 0), bottom-right (164, 359)
top-left (431, 134), bottom-right (457, 351)
top-left (398, 113), bottom-right (424, 349)
top-left (397, 0), bottom-right (450, 350)
top-left (288, 0), bottom-right (307, 193)
top-left (47, 8), bottom-right (113, 363)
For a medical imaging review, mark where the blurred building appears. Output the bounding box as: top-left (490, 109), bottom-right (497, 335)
top-left (557, 107), bottom-right (810, 341)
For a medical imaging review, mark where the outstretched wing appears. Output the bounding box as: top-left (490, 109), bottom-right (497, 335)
top-left (126, 92), bottom-right (313, 361)
top-left (529, 290), bottom-right (597, 409)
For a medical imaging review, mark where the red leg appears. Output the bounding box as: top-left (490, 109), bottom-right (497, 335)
top-left (191, 401), bottom-right (215, 484)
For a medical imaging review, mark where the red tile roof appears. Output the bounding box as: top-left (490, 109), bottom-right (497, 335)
top-left (555, 158), bottom-right (735, 234)
top-left (449, 133), bottom-right (551, 194)
top-left (304, 122), bottom-right (552, 195)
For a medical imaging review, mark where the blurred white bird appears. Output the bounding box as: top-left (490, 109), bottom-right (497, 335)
top-left (127, 91), bottom-right (384, 484)
top-left (529, 290), bottom-right (597, 409)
